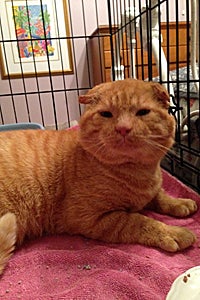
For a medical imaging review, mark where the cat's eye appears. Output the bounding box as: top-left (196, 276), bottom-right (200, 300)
top-left (136, 109), bottom-right (151, 116)
top-left (99, 111), bottom-right (113, 118)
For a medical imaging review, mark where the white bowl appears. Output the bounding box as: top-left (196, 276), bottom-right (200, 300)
top-left (166, 266), bottom-right (200, 300)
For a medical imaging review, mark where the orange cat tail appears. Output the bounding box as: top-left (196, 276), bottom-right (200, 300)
top-left (0, 213), bottom-right (17, 275)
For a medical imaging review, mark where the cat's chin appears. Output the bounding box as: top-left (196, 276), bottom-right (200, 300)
top-left (111, 140), bottom-right (168, 165)
top-left (95, 150), bottom-right (161, 166)
top-left (80, 133), bottom-right (170, 165)
top-left (96, 143), bottom-right (161, 165)
top-left (112, 136), bottom-right (146, 152)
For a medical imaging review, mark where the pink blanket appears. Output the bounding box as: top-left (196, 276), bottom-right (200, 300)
top-left (0, 170), bottom-right (200, 300)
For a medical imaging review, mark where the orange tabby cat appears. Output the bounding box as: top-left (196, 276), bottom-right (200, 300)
top-left (0, 79), bottom-right (197, 275)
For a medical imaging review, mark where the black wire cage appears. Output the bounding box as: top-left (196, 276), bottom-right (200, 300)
top-left (0, 0), bottom-right (199, 192)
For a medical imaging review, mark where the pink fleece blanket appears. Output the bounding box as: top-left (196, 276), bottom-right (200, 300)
top-left (0, 170), bottom-right (200, 300)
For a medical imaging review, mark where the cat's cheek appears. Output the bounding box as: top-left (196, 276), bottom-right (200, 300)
top-left (81, 115), bottom-right (110, 132)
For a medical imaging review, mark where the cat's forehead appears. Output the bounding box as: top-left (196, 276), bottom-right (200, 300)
top-left (83, 79), bottom-right (169, 111)
top-left (102, 87), bottom-right (154, 109)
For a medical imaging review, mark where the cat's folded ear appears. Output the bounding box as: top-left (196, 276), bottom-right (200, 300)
top-left (79, 82), bottom-right (107, 104)
top-left (150, 82), bottom-right (170, 109)
top-left (79, 94), bottom-right (99, 105)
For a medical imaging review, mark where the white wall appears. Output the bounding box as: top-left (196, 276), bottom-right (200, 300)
top-left (0, 0), bottom-right (189, 128)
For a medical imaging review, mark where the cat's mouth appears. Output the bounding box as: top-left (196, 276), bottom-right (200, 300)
top-left (114, 135), bottom-right (144, 149)
top-left (114, 133), bottom-right (173, 151)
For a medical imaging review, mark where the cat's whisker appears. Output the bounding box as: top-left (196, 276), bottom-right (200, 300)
top-left (142, 138), bottom-right (176, 156)
top-left (82, 131), bottom-right (176, 157)
top-left (82, 140), bottom-right (109, 162)
top-left (133, 134), bottom-right (176, 154)
top-left (136, 134), bottom-right (171, 140)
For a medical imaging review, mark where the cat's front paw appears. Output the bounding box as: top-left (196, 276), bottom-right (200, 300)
top-left (159, 226), bottom-right (196, 252)
top-left (171, 198), bottom-right (198, 217)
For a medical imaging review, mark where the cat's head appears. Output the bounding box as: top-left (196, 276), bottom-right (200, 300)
top-left (79, 79), bottom-right (175, 165)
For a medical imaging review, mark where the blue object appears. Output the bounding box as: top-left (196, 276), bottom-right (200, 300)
top-left (0, 123), bottom-right (44, 132)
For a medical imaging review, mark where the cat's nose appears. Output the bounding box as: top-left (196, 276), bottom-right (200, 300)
top-left (115, 126), bottom-right (131, 136)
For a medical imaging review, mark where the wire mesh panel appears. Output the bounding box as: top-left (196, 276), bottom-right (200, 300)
top-left (0, 0), bottom-right (199, 192)
top-left (0, 0), bottom-right (107, 129)
top-left (106, 0), bottom-right (200, 192)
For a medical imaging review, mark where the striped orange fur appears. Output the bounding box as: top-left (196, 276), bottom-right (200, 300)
top-left (0, 79), bottom-right (197, 275)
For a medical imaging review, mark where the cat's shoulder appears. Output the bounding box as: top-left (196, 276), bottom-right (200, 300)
top-left (0, 127), bottom-right (79, 149)
top-left (0, 127), bottom-right (78, 138)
